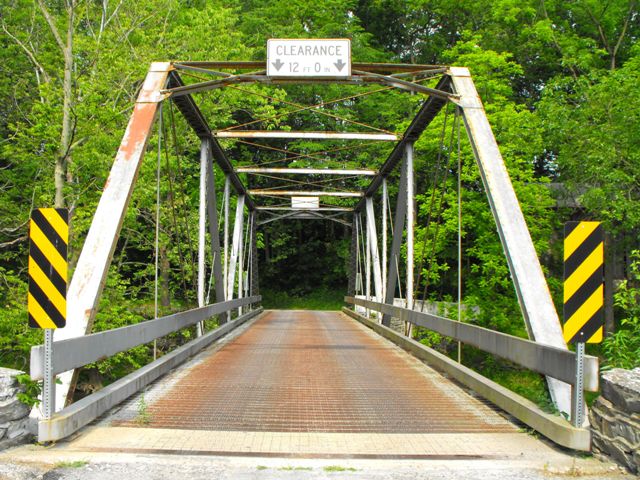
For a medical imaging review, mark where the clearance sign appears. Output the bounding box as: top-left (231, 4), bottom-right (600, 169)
top-left (267, 39), bottom-right (351, 77)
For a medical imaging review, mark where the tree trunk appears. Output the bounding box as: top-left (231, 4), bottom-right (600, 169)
top-left (604, 231), bottom-right (615, 334)
top-left (53, 2), bottom-right (75, 208)
top-left (160, 245), bottom-right (171, 308)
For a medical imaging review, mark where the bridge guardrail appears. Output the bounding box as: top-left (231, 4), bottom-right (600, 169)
top-left (345, 296), bottom-right (598, 391)
top-left (32, 296), bottom-right (262, 442)
top-left (30, 296), bottom-right (260, 381)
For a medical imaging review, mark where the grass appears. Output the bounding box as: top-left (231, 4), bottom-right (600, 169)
top-left (323, 465), bottom-right (357, 472)
top-left (261, 288), bottom-right (345, 310)
top-left (54, 460), bottom-right (88, 469)
top-left (136, 393), bottom-right (152, 425)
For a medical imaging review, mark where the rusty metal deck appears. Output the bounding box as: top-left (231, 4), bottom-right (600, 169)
top-left (115, 310), bottom-right (516, 433)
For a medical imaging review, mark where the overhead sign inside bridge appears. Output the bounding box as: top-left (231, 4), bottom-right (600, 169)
top-left (267, 39), bottom-right (351, 77)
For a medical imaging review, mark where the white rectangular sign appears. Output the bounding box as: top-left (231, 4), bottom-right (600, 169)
top-left (292, 197), bottom-right (320, 209)
top-left (267, 39), bottom-right (351, 77)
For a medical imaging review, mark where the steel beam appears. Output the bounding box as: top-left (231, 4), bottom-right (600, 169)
top-left (382, 179), bottom-right (388, 300)
top-left (227, 196), bottom-right (245, 300)
top-left (204, 139), bottom-right (227, 323)
top-left (365, 197), bottom-right (383, 302)
top-left (54, 62), bottom-right (171, 411)
top-left (255, 206), bottom-right (353, 212)
top-left (223, 176), bottom-right (230, 299)
top-left (382, 155), bottom-right (408, 326)
top-left (351, 69), bottom-right (457, 100)
top-left (237, 167), bottom-right (376, 176)
top-left (450, 67), bottom-right (570, 416)
top-left (250, 212), bottom-right (259, 297)
top-left (215, 131), bottom-right (398, 141)
top-left (197, 139), bottom-right (207, 336)
top-left (175, 61), bottom-right (446, 74)
top-left (406, 142), bottom-right (415, 314)
top-left (250, 190), bottom-right (362, 197)
top-left (348, 215), bottom-right (358, 298)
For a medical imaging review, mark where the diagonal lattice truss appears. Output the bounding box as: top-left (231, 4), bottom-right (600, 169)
top-left (55, 61), bottom-right (573, 418)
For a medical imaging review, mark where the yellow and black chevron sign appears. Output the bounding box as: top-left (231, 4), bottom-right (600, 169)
top-left (28, 208), bottom-right (68, 329)
top-left (563, 221), bottom-right (604, 344)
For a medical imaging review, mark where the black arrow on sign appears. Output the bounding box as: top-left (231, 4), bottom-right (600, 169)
top-left (334, 59), bottom-right (346, 72)
top-left (272, 59), bottom-right (284, 71)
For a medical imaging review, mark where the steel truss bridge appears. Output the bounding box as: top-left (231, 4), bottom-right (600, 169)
top-left (29, 60), bottom-right (598, 453)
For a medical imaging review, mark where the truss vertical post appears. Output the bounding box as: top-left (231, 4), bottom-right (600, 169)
top-left (204, 139), bottom-right (227, 324)
top-left (365, 217), bottom-right (371, 317)
top-left (365, 197), bottom-right (383, 303)
top-left (250, 211), bottom-right (259, 299)
top-left (196, 139), bottom-right (208, 337)
top-left (450, 67), bottom-right (570, 416)
top-left (227, 195), bottom-right (245, 304)
top-left (223, 176), bottom-right (230, 299)
top-left (54, 63), bottom-right (170, 411)
top-left (347, 215), bottom-right (358, 299)
top-left (382, 157), bottom-right (409, 327)
top-left (405, 142), bottom-right (415, 336)
top-left (382, 179), bottom-right (388, 300)
top-left (238, 209), bottom-right (245, 316)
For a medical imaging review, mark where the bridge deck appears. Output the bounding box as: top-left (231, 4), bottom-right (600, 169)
top-left (111, 310), bottom-right (515, 434)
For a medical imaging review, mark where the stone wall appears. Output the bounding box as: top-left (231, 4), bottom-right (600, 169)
top-left (0, 368), bottom-right (33, 449)
top-left (590, 367), bottom-right (640, 473)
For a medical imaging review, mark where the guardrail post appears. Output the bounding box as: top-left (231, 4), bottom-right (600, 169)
top-left (571, 342), bottom-right (585, 427)
top-left (43, 329), bottom-right (54, 419)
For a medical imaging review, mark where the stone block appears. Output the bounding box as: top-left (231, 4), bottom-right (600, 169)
top-left (601, 368), bottom-right (640, 414)
top-left (0, 369), bottom-right (32, 450)
top-left (604, 437), bottom-right (635, 472)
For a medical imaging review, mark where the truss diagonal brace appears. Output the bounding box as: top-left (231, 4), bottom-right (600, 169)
top-left (450, 67), bottom-right (571, 417)
top-left (53, 62), bottom-right (172, 411)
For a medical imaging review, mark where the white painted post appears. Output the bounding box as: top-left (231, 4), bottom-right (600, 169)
top-left (223, 176), bottom-right (230, 300)
top-left (365, 197), bottom-right (383, 303)
top-left (382, 178), bottom-right (388, 300)
top-left (196, 139), bottom-right (207, 337)
top-left (227, 195), bottom-right (245, 303)
top-left (406, 142), bottom-right (415, 336)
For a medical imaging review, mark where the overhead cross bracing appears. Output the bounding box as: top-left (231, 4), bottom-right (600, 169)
top-left (160, 61), bottom-right (453, 215)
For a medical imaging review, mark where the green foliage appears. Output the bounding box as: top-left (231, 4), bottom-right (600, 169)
top-left (54, 461), bottom-right (88, 469)
top-left (261, 288), bottom-right (344, 310)
top-left (602, 250), bottom-right (640, 369)
top-left (0, 0), bottom-right (638, 402)
top-left (136, 393), bottom-right (152, 426)
top-left (15, 373), bottom-right (42, 408)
